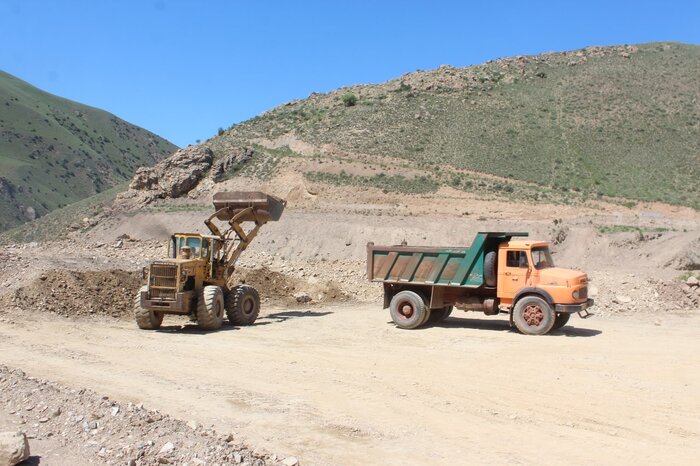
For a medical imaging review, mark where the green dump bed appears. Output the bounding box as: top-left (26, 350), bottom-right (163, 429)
top-left (366, 232), bottom-right (527, 288)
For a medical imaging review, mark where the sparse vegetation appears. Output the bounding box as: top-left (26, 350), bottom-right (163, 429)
top-left (341, 93), bottom-right (357, 107)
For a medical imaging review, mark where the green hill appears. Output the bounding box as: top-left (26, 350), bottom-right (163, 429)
top-left (207, 42), bottom-right (699, 209)
top-left (0, 71), bottom-right (177, 231)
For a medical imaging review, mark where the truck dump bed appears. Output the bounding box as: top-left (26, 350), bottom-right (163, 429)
top-left (367, 232), bottom-right (527, 288)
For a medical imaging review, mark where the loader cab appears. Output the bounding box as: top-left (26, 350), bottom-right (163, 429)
top-left (169, 234), bottom-right (212, 260)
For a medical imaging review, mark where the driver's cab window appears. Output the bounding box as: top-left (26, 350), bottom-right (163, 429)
top-left (201, 239), bottom-right (210, 259)
top-left (506, 250), bottom-right (529, 268)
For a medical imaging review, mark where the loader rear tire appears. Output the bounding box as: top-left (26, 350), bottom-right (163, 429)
top-left (134, 286), bottom-right (163, 330)
top-left (197, 286), bottom-right (224, 330)
top-left (389, 290), bottom-right (428, 329)
top-left (226, 285), bottom-right (260, 326)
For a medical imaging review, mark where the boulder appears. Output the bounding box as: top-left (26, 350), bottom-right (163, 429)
top-left (118, 146), bottom-right (213, 205)
top-left (0, 431), bottom-right (30, 466)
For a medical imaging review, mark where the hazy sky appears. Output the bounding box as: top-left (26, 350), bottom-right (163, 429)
top-left (2, 0), bottom-right (699, 147)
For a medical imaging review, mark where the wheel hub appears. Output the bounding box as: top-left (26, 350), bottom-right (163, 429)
top-left (523, 305), bottom-right (544, 326)
top-left (400, 303), bottom-right (414, 319)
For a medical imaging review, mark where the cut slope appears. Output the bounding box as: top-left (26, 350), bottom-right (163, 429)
top-left (0, 71), bottom-right (177, 230)
top-left (208, 42), bottom-right (700, 209)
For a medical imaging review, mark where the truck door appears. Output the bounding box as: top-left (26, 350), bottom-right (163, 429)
top-left (497, 249), bottom-right (531, 299)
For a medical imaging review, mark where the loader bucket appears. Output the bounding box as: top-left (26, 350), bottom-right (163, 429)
top-left (212, 191), bottom-right (286, 222)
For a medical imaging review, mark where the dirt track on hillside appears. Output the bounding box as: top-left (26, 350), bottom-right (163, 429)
top-left (1, 305), bottom-right (698, 465)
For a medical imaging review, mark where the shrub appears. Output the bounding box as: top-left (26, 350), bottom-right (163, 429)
top-left (341, 93), bottom-right (357, 107)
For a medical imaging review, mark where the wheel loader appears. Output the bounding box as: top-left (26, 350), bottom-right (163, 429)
top-left (134, 192), bottom-right (286, 330)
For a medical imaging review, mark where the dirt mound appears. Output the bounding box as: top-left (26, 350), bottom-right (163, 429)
top-left (4, 270), bottom-right (140, 319)
top-left (235, 265), bottom-right (350, 306)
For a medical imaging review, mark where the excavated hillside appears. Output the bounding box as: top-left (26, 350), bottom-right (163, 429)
top-left (199, 42), bottom-right (699, 210)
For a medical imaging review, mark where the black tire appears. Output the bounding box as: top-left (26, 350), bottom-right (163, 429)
top-left (484, 251), bottom-right (497, 287)
top-left (196, 285), bottom-right (224, 330)
top-left (226, 285), bottom-right (260, 326)
top-left (512, 295), bottom-right (555, 335)
top-left (428, 305), bottom-right (453, 323)
top-left (389, 290), bottom-right (429, 329)
top-left (551, 312), bottom-right (571, 330)
top-left (134, 286), bottom-right (164, 330)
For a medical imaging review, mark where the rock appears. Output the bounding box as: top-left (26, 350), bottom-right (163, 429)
top-left (119, 146), bottom-right (214, 206)
top-left (191, 458), bottom-right (206, 466)
top-left (613, 295), bottom-right (632, 304)
top-left (293, 292), bottom-right (312, 304)
top-left (233, 452), bottom-right (242, 464)
top-left (282, 456), bottom-right (299, 466)
top-left (0, 431), bottom-right (30, 466)
top-left (686, 276), bottom-right (699, 287)
top-left (159, 442), bottom-right (175, 455)
top-left (112, 240), bottom-right (123, 249)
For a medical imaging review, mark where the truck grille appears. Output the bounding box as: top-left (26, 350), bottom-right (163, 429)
top-left (149, 264), bottom-right (178, 289)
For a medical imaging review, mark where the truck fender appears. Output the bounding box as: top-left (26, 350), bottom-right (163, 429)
top-left (512, 288), bottom-right (555, 306)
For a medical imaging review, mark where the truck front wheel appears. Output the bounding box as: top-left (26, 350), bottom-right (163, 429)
top-left (134, 286), bottom-right (164, 330)
top-left (513, 296), bottom-right (555, 335)
top-left (390, 290), bottom-right (429, 329)
top-left (551, 312), bottom-right (571, 330)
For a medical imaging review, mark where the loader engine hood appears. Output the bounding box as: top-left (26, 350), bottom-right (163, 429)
top-left (537, 267), bottom-right (587, 287)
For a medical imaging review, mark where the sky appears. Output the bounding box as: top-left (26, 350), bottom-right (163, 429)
top-left (2, 0), bottom-right (699, 148)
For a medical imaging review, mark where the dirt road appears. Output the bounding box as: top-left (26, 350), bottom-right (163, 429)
top-left (1, 305), bottom-right (698, 465)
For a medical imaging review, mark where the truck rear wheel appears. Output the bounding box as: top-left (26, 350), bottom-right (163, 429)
top-left (428, 305), bottom-right (453, 323)
top-left (197, 285), bottom-right (224, 330)
top-left (389, 290), bottom-right (428, 329)
top-left (134, 286), bottom-right (164, 330)
top-left (551, 312), bottom-right (571, 330)
top-left (513, 296), bottom-right (555, 335)
top-left (226, 285), bottom-right (260, 326)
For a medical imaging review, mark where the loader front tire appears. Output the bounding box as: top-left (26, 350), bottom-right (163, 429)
top-left (226, 285), bottom-right (260, 326)
top-left (134, 286), bottom-right (163, 330)
top-left (196, 285), bottom-right (224, 330)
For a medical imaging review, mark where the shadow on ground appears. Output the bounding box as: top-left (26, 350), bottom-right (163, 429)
top-left (392, 316), bottom-right (602, 337)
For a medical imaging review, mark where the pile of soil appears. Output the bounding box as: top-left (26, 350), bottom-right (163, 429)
top-left (4, 270), bottom-right (141, 319)
top-left (235, 265), bottom-right (350, 306)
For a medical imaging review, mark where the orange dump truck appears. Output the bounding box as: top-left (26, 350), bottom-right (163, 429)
top-left (367, 232), bottom-right (593, 335)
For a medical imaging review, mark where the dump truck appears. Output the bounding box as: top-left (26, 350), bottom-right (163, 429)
top-left (134, 192), bottom-right (286, 330)
top-left (367, 232), bottom-right (593, 335)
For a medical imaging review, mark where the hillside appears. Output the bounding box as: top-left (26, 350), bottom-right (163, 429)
top-left (201, 42), bottom-right (698, 210)
top-left (0, 71), bottom-right (177, 231)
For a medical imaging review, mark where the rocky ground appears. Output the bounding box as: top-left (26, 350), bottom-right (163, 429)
top-left (0, 365), bottom-right (297, 466)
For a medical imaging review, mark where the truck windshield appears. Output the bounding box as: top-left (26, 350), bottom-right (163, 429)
top-left (531, 246), bottom-right (555, 269)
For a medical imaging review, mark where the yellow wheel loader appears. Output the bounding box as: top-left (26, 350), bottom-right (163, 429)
top-left (134, 192), bottom-right (285, 330)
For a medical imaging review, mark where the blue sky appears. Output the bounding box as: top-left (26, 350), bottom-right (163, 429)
top-left (2, 0), bottom-right (699, 147)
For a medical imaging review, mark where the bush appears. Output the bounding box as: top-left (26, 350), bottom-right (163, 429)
top-left (341, 93), bottom-right (357, 107)
top-left (217, 127), bottom-right (225, 136)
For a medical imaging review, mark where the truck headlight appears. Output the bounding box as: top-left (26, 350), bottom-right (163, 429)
top-left (572, 289), bottom-right (580, 299)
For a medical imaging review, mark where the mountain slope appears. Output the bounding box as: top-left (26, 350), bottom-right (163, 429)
top-left (205, 42), bottom-right (699, 209)
top-left (0, 71), bottom-right (177, 230)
